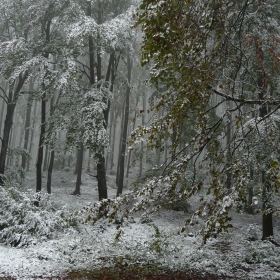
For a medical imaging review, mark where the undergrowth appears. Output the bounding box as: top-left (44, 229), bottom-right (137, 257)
top-left (0, 182), bottom-right (75, 247)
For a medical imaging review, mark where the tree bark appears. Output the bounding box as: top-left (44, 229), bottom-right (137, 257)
top-left (116, 106), bottom-right (125, 186)
top-left (110, 111), bottom-right (117, 170)
top-left (246, 166), bottom-right (254, 214)
top-left (87, 150), bottom-right (91, 173)
top-left (72, 143), bottom-right (84, 195)
top-left (256, 42), bottom-right (274, 239)
top-left (46, 96), bottom-right (55, 194)
top-left (22, 90), bottom-right (33, 170)
top-left (35, 18), bottom-right (51, 205)
top-left (126, 97), bottom-right (139, 178)
top-left (74, 149), bottom-right (79, 174)
top-left (0, 84), bottom-right (7, 137)
top-left (117, 55), bottom-right (132, 196)
top-left (139, 92), bottom-right (146, 177)
top-left (97, 155), bottom-right (107, 200)
top-left (47, 150), bottom-right (54, 194)
top-left (7, 125), bottom-right (14, 167)
top-left (35, 96), bottom-right (46, 202)
top-left (27, 100), bottom-right (38, 171)
top-left (106, 111), bottom-right (113, 171)
top-left (225, 101), bottom-right (232, 189)
top-left (261, 172), bottom-right (273, 240)
top-left (0, 75), bottom-right (26, 174)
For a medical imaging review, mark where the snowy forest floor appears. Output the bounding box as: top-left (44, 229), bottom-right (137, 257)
top-left (0, 168), bottom-right (280, 280)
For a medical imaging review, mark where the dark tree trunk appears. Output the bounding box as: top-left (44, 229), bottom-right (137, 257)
top-left (35, 18), bottom-right (51, 206)
top-left (117, 54), bottom-right (132, 196)
top-left (97, 154), bottom-right (107, 200)
top-left (107, 56), bottom-right (119, 172)
top-left (0, 75), bottom-right (26, 174)
top-left (87, 2), bottom-right (120, 201)
top-left (94, 49), bottom-right (108, 200)
top-left (256, 42), bottom-right (274, 239)
top-left (225, 101), bottom-right (232, 189)
top-left (72, 144), bottom-right (84, 195)
top-left (6, 124), bottom-right (14, 167)
top-left (87, 150), bottom-right (91, 173)
top-left (110, 112), bottom-right (117, 170)
top-left (47, 150), bottom-right (54, 194)
top-left (116, 106), bottom-right (125, 186)
top-left (26, 101), bottom-right (37, 171)
top-left (95, 51), bottom-right (115, 201)
top-left (0, 86), bottom-right (6, 137)
top-left (262, 213), bottom-right (273, 240)
top-left (35, 96), bottom-right (46, 205)
top-left (27, 101), bottom-right (38, 171)
top-left (106, 111), bottom-right (113, 170)
top-left (22, 92), bottom-right (33, 170)
top-left (86, 2), bottom-right (108, 201)
top-left (261, 172), bottom-right (273, 239)
top-left (155, 108), bottom-right (162, 166)
top-left (46, 97), bottom-right (55, 194)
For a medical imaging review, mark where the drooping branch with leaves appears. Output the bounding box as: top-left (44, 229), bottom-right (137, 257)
top-left (130, 0), bottom-right (280, 242)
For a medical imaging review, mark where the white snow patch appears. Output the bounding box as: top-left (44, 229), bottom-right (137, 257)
top-left (0, 169), bottom-right (279, 279)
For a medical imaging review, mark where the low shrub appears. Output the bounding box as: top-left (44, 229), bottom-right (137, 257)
top-left (0, 183), bottom-right (74, 247)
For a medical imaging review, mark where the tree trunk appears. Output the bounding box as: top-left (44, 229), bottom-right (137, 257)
top-left (155, 108), bottom-right (162, 167)
top-left (0, 75), bottom-right (26, 174)
top-left (256, 42), bottom-right (273, 239)
top-left (247, 106), bottom-right (255, 214)
top-left (126, 97), bottom-right (139, 178)
top-left (139, 92), bottom-right (146, 177)
top-left (96, 54), bottom-right (115, 201)
top-left (35, 96), bottom-right (46, 205)
top-left (246, 165), bottom-right (254, 214)
top-left (72, 143), bottom-right (84, 195)
top-left (97, 154), bottom-right (107, 200)
top-left (43, 145), bottom-right (49, 171)
top-left (74, 149), bottom-right (79, 174)
top-left (22, 91), bottom-right (33, 170)
top-left (116, 106), bottom-right (125, 186)
top-left (110, 111), bottom-right (117, 170)
top-left (261, 172), bottom-right (273, 239)
top-left (117, 54), bottom-right (132, 196)
top-left (27, 100), bottom-right (37, 171)
top-left (106, 111), bottom-right (113, 171)
top-left (6, 125), bottom-right (14, 167)
top-left (35, 18), bottom-right (51, 206)
top-left (46, 150), bottom-right (54, 194)
top-left (46, 96), bottom-right (55, 194)
top-left (225, 100), bottom-right (232, 189)
top-left (87, 150), bottom-right (91, 173)
top-left (0, 84), bottom-right (7, 137)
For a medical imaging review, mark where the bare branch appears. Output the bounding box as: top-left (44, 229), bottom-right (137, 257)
top-left (208, 86), bottom-right (280, 105)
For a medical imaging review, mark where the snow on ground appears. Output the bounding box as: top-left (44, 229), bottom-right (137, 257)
top-left (0, 168), bottom-right (280, 279)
